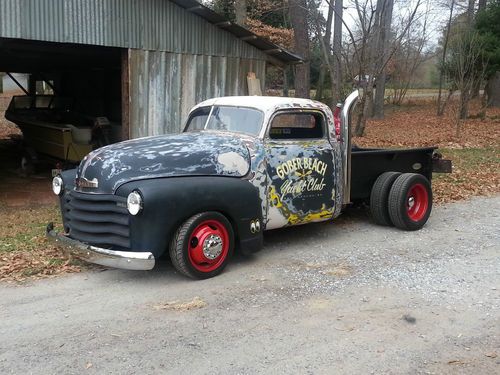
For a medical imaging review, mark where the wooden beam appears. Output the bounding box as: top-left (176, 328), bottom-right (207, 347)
top-left (121, 49), bottom-right (130, 141)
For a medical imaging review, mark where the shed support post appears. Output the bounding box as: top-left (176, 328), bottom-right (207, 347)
top-left (121, 49), bottom-right (130, 141)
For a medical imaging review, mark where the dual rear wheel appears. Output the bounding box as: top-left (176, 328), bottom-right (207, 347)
top-left (370, 172), bottom-right (432, 230)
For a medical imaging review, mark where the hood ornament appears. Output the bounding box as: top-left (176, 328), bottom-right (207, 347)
top-left (75, 176), bottom-right (99, 189)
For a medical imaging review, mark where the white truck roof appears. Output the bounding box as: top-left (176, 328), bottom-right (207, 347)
top-left (192, 96), bottom-right (332, 117)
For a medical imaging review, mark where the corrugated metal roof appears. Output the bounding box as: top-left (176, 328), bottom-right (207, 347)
top-left (169, 0), bottom-right (301, 64)
top-left (0, 0), bottom-right (301, 64)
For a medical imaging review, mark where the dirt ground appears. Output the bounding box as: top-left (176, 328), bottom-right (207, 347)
top-left (0, 196), bottom-right (498, 374)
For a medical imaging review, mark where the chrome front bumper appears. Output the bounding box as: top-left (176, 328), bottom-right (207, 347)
top-left (46, 223), bottom-right (155, 271)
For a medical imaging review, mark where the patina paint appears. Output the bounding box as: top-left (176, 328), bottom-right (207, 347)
top-left (186, 96), bottom-right (344, 230)
top-left (75, 132), bottom-right (251, 194)
top-left (264, 140), bottom-right (337, 229)
top-left (75, 96), bottom-right (343, 231)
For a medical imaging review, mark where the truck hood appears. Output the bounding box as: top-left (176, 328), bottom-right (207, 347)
top-left (75, 132), bottom-right (252, 193)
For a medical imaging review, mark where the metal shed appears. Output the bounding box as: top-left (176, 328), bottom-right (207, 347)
top-left (0, 0), bottom-right (299, 143)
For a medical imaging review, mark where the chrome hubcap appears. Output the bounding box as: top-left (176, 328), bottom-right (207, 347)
top-left (202, 235), bottom-right (223, 260)
top-left (408, 196), bottom-right (415, 208)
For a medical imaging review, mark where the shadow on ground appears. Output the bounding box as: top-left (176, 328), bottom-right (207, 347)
top-left (0, 138), bottom-right (57, 207)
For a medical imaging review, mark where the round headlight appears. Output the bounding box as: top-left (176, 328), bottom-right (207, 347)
top-left (127, 191), bottom-right (143, 215)
top-left (52, 176), bottom-right (64, 196)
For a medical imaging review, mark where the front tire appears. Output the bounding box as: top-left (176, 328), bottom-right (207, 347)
top-left (388, 173), bottom-right (432, 231)
top-left (169, 212), bottom-right (234, 279)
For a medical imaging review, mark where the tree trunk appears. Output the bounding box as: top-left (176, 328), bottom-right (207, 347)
top-left (316, 3), bottom-right (334, 101)
top-left (289, 0), bottom-right (310, 98)
top-left (332, 0), bottom-right (343, 106)
top-left (459, 90), bottom-right (470, 119)
top-left (372, 0), bottom-right (394, 119)
top-left (354, 84), bottom-right (375, 137)
top-left (316, 65), bottom-right (326, 101)
top-left (478, 0), bottom-right (486, 12)
top-left (437, 0), bottom-right (455, 116)
top-left (486, 71), bottom-right (500, 107)
top-left (467, 0), bottom-right (475, 24)
top-left (234, 0), bottom-right (247, 25)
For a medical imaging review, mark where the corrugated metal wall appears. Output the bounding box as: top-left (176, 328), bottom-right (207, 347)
top-left (0, 0), bottom-right (267, 60)
top-left (129, 49), bottom-right (266, 138)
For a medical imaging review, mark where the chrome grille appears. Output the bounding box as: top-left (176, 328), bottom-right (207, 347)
top-left (61, 190), bottom-right (130, 249)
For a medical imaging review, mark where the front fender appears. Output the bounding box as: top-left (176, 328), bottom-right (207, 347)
top-left (116, 176), bottom-right (264, 258)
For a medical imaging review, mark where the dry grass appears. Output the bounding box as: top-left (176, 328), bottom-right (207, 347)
top-left (0, 205), bottom-right (88, 282)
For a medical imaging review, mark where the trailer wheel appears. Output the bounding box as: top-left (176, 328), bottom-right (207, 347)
top-left (169, 212), bottom-right (234, 279)
top-left (370, 172), bottom-right (401, 226)
top-left (388, 173), bottom-right (432, 231)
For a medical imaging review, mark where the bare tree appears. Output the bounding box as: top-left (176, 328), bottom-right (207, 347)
top-left (372, 0), bottom-right (394, 119)
top-left (443, 29), bottom-right (486, 134)
top-left (314, 0), bottom-right (343, 106)
top-left (316, 3), bottom-right (334, 101)
top-left (348, 0), bottom-right (422, 136)
top-left (390, 1), bottom-right (431, 105)
top-left (289, 0), bottom-right (311, 98)
top-left (437, 0), bottom-right (455, 116)
top-left (332, 0), bottom-right (343, 105)
top-left (466, 0), bottom-right (475, 24)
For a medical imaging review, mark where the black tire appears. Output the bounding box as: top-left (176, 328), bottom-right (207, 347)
top-left (169, 211), bottom-right (234, 279)
top-left (388, 173), bottom-right (433, 231)
top-left (370, 172), bottom-right (401, 226)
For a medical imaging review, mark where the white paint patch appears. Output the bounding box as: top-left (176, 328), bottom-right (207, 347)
top-left (265, 206), bottom-right (289, 230)
top-left (217, 152), bottom-right (249, 175)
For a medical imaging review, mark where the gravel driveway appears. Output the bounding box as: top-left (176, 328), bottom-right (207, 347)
top-left (1, 196), bottom-right (499, 374)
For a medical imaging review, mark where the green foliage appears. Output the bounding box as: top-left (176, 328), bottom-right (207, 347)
top-left (475, 0), bottom-right (500, 78)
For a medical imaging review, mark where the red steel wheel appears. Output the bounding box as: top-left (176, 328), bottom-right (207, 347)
top-left (388, 173), bottom-right (433, 231)
top-left (406, 183), bottom-right (429, 222)
top-left (187, 220), bottom-right (230, 273)
top-left (169, 212), bottom-right (234, 279)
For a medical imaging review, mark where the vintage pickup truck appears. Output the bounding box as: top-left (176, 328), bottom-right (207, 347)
top-left (47, 91), bottom-right (451, 279)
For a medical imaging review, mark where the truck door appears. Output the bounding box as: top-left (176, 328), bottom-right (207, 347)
top-left (264, 109), bottom-right (338, 230)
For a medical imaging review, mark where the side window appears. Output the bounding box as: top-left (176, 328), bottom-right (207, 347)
top-left (269, 112), bottom-right (324, 140)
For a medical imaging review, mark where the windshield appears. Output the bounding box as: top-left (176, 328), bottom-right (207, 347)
top-left (185, 106), bottom-right (263, 136)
